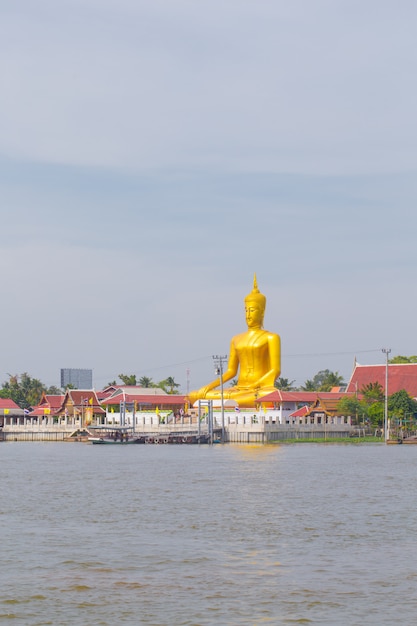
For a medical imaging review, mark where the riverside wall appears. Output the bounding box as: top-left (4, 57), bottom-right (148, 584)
top-left (1, 421), bottom-right (354, 443)
top-left (224, 423), bottom-right (354, 443)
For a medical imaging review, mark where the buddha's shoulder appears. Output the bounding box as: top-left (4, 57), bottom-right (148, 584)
top-left (232, 329), bottom-right (279, 342)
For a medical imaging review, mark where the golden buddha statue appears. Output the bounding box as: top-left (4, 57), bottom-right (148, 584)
top-left (188, 275), bottom-right (281, 407)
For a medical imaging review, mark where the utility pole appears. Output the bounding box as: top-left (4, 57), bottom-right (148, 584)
top-left (382, 348), bottom-right (391, 443)
top-left (213, 354), bottom-right (227, 442)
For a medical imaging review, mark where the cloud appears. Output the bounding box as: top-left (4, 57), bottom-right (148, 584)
top-left (1, 1), bottom-right (417, 391)
top-left (2, 1), bottom-right (417, 174)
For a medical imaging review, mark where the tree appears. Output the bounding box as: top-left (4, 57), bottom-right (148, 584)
top-left (158, 376), bottom-right (180, 394)
top-left (275, 377), bottom-right (296, 391)
top-left (0, 373), bottom-right (46, 409)
top-left (316, 370), bottom-right (345, 392)
top-left (138, 376), bottom-right (154, 388)
top-left (46, 385), bottom-right (62, 395)
top-left (337, 396), bottom-right (368, 424)
top-left (389, 355), bottom-right (417, 364)
top-left (388, 389), bottom-right (417, 419)
top-left (356, 381), bottom-right (385, 427)
top-left (300, 379), bottom-right (317, 391)
top-left (300, 370), bottom-right (345, 392)
top-left (361, 382), bottom-right (384, 404)
top-left (118, 374), bottom-right (137, 386)
top-left (368, 402), bottom-right (384, 427)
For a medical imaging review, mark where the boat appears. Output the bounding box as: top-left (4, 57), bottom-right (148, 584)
top-left (88, 426), bottom-right (145, 445)
top-left (387, 435), bottom-right (417, 445)
top-left (88, 426), bottom-right (215, 445)
top-left (144, 432), bottom-right (211, 444)
top-left (89, 435), bottom-right (146, 444)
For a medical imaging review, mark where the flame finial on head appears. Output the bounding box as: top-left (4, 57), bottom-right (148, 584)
top-left (245, 273), bottom-right (266, 311)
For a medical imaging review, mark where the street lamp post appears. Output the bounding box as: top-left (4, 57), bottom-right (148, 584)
top-left (382, 348), bottom-right (391, 443)
top-left (213, 354), bottom-right (227, 442)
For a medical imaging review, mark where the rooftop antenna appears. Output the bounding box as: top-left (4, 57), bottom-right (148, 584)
top-left (186, 368), bottom-right (190, 396)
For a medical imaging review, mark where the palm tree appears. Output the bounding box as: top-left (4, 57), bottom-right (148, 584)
top-left (119, 374), bottom-right (137, 386)
top-left (138, 376), bottom-right (154, 388)
top-left (361, 382), bottom-right (384, 404)
top-left (318, 370), bottom-right (345, 392)
top-left (306, 369), bottom-right (345, 392)
top-left (158, 376), bottom-right (180, 394)
top-left (46, 385), bottom-right (62, 395)
top-left (300, 379), bottom-right (317, 391)
top-left (2, 372), bottom-right (46, 409)
top-left (275, 377), bottom-right (296, 391)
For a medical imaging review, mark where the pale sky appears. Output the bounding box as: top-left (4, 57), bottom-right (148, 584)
top-left (1, 0), bottom-right (417, 393)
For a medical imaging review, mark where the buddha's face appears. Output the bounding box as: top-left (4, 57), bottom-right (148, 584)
top-left (245, 301), bottom-right (264, 329)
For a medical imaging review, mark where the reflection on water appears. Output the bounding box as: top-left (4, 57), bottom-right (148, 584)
top-left (2, 442), bottom-right (417, 625)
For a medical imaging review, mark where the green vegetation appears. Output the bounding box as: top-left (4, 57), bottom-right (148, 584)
top-left (389, 355), bottom-right (417, 363)
top-left (335, 383), bottom-right (417, 429)
top-left (118, 373), bottom-right (138, 386)
top-left (299, 369), bottom-right (345, 392)
top-left (0, 373), bottom-right (60, 410)
top-left (138, 375), bottom-right (154, 387)
top-left (275, 377), bottom-right (296, 390)
top-left (0, 371), bottom-right (181, 409)
top-left (158, 376), bottom-right (181, 394)
top-left (119, 374), bottom-right (180, 393)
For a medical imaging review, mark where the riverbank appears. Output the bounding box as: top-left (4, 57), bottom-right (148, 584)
top-left (270, 435), bottom-right (382, 444)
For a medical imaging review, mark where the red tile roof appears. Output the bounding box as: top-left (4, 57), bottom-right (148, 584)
top-left (0, 398), bottom-right (20, 410)
top-left (97, 390), bottom-right (114, 401)
top-left (347, 363), bottom-right (417, 397)
top-left (54, 390), bottom-right (106, 414)
top-left (48, 394), bottom-right (64, 406)
top-left (66, 390), bottom-right (101, 405)
top-left (289, 405), bottom-right (310, 418)
top-left (260, 391), bottom-right (351, 403)
top-left (101, 394), bottom-right (186, 406)
top-left (40, 395), bottom-right (65, 409)
top-left (27, 394), bottom-right (65, 416)
top-left (29, 407), bottom-right (54, 416)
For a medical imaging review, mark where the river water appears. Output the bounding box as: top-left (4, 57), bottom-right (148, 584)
top-left (1, 441), bottom-right (417, 625)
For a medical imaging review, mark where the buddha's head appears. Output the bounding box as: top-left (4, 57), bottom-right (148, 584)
top-left (244, 274), bottom-right (266, 329)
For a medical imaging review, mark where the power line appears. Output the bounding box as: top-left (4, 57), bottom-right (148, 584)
top-left (283, 348), bottom-right (383, 359)
top-left (93, 348), bottom-right (391, 386)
